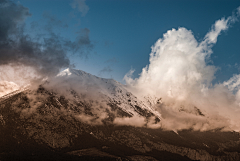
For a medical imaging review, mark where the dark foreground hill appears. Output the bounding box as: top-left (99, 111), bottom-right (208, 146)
top-left (0, 85), bottom-right (240, 161)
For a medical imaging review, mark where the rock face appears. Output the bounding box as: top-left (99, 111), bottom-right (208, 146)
top-left (0, 69), bottom-right (240, 161)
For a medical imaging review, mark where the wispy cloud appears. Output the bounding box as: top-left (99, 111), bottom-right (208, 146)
top-left (70, 0), bottom-right (89, 17)
top-left (98, 66), bottom-right (113, 77)
top-left (105, 57), bottom-right (118, 64)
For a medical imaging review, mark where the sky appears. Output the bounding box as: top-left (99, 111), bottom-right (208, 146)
top-left (3, 0), bottom-right (238, 84)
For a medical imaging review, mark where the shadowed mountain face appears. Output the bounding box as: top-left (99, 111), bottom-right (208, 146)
top-left (0, 69), bottom-right (240, 161)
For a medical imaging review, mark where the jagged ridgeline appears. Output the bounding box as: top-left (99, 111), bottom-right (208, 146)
top-left (0, 69), bottom-right (240, 161)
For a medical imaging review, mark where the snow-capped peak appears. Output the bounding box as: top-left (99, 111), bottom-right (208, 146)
top-left (57, 68), bottom-right (72, 76)
top-left (55, 68), bottom-right (161, 119)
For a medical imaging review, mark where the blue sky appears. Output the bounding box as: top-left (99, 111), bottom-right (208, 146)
top-left (14, 0), bottom-right (240, 84)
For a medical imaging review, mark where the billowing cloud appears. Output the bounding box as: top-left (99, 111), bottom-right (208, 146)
top-left (125, 27), bottom-right (216, 100)
top-left (124, 6), bottom-right (240, 131)
top-left (70, 0), bottom-right (89, 17)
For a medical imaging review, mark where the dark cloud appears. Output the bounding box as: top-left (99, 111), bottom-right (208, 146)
top-left (0, 0), bottom-right (69, 77)
top-left (0, 0), bottom-right (93, 80)
top-left (0, 0), bottom-right (30, 41)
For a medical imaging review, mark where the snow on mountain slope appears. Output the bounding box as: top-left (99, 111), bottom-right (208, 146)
top-left (0, 81), bottom-right (19, 97)
top-left (55, 68), bottom-right (161, 119)
top-left (0, 84), bottom-right (29, 104)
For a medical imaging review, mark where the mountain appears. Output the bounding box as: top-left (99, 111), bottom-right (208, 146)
top-left (56, 68), bottom-right (161, 119)
top-left (0, 68), bottom-right (240, 161)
